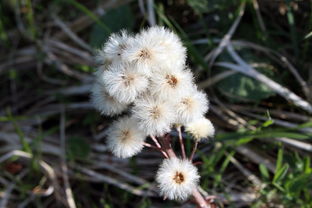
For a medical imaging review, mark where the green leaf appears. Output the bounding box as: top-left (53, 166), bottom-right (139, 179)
top-left (304, 156), bottom-right (311, 174)
top-left (89, 5), bottom-right (134, 48)
top-left (262, 119), bottom-right (274, 128)
top-left (273, 163), bottom-right (289, 184)
top-left (259, 164), bottom-right (270, 180)
top-left (285, 174), bottom-right (312, 196)
top-left (186, 0), bottom-right (208, 14)
top-left (217, 73), bottom-right (275, 102)
top-left (276, 147), bottom-right (284, 173)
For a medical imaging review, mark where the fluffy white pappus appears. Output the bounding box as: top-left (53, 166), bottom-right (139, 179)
top-left (90, 82), bottom-right (128, 116)
top-left (121, 26), bottom-right (186, 76)
top-left (101, 63), bottom-right (149, 104)
top-left (175, 87), bottom-right (209, 125)
top-left (106, 116), bottom-right (147, 158)
top-left (132, 96), bottom-right (175, 136)
top-left (150, 68), bottom-right (194, 100)
top-left (139, 26), bottom-right (187, 69)
top-left (95, 30), bottom-right (132, 65)
top-left (156, 157), bottom-right (200, 201)
top-left (185, 117), bottom-right (215, 141)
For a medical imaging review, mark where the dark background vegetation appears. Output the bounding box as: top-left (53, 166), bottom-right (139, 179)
top-left (0, 0), bottom-right (312, 207)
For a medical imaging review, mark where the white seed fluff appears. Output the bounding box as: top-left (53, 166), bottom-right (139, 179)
top-left (106, 116), bottom-right (147, 158)
top-left (175, 87), bottom-right (209, 125)
top-left (139, 26), bottom-right (186, 69)
top-left (132, 96), bottom-right (175, 136)
top-left (91, 82), bottom-right (128, 116)
top-left (185, 117), bottom-right (215, 141)
top-left (156, 158), bottom-right (200, 201)
top-left (101, 63), bottom-right (149, 104)
top-left (121, 26), bottom-right (186, 76)
top-left (150, 68), bottom-right (194, 100)
top-left (96, 30), bottom-right (132, 65)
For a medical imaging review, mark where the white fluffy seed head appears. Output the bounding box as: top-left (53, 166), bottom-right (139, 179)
top-left (156, 158), bottom-right (200, 201)
top-left (132, 96), bottom-right (175, 136)
top-left (106, 116), bottom-right (147, 158)
top-left (101, 63), bottom-right (149, 104)
top-left (150, 68), bottom-right (194, 100)
top-left (121, 26), bottom-right (186, 76)
top-left (185, 117), bottom-right (215, 141)
top-left (175, 86), bottom-right (209, 125)
top-left (139, 26), bottom-right (186, 69)
top-left (90, 82), bottom-right (128, 116)
top-left (96, 30), bottom-right (132, 65)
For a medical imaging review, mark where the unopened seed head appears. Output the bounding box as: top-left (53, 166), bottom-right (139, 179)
top-left (185, 117), bottom-right (215, 141)
top-left (156, 158), bottom-right (200, 201)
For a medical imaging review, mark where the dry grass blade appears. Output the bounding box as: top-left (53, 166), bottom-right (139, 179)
top-left (60, 108), bottom-right (77, 208)
top-left (198, 71), bottom-right (237, 89)
top-left (205, 2), bottom-right (246, 66)
top-left (53, 15), bottom-right (93, 53)
top-left (147, 0), bottom-right (156, 26)
top-left (74, 166), bottom-right (156, 197)
top-left (0, 150), bottom-right (66, 206)
top-left (235, 146), bottom-right (275, 173)
top-left (0, 170), bottom-right (28, 208)
top-left (215, 45), bottom-right (312, 113)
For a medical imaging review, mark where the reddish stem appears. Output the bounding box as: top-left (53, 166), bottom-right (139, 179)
top-left (160, 134), bottom-right (176, 158)
top-left (150, 136), bottom-right (168, 158)
top-left (192, 188), bottom-right (211, 208)
top-left (177, 126), bottom-right (186, 159)
top-left (190, 140), bottom-right (198, 161)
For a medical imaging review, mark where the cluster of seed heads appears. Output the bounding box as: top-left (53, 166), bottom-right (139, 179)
top-left (91, 26), bottom-right (215, 201)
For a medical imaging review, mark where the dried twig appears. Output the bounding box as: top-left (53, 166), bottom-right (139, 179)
top-left (52, 15), bottom-right (93, 52)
